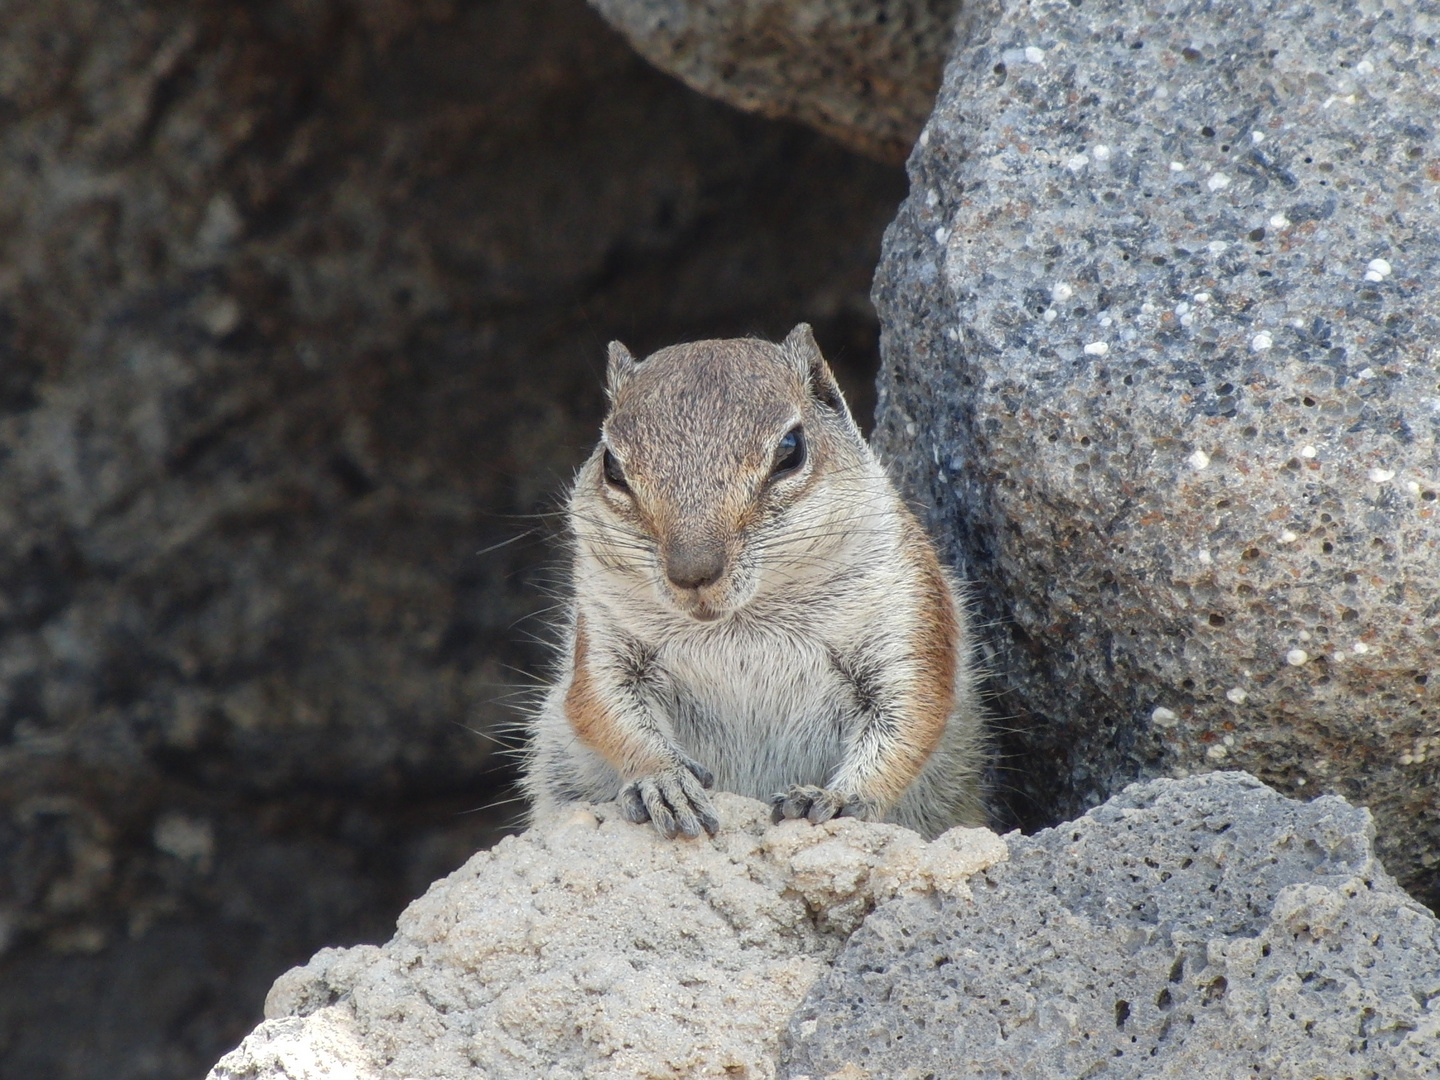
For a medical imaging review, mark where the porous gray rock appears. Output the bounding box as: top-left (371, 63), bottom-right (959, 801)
top-left (872, 0), bottom-right (1440, 904)
top-left (784, 772), bottom-right (1440, 1079)
top-left (209, 794), bottom-right (1007, 1080)
top-left (586, 0), bottom-right (982, 163)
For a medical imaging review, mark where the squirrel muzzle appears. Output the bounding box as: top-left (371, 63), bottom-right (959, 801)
top-left (664, 536), bottom-right (726, 592)
top-left (661, 530), bottom-right (732, 620)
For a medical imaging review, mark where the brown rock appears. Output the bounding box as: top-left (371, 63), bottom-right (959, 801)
top-left (587, 0), bottom-right (980, 163)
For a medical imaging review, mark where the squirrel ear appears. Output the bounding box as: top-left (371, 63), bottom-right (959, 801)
top-left (782, 323), bottom-right (851, 419)
top-left (605, 341), bottom-right (636, 399)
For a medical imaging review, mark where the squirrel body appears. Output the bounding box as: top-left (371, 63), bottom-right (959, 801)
top-left (523, 325), bottom-right (985, 838)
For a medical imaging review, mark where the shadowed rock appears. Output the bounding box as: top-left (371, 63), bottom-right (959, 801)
top-left (587, 0), bottom-right (986, 163)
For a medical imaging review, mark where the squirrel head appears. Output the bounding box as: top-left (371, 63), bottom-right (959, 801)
top-left (575, 324), bottom-right (869, 621)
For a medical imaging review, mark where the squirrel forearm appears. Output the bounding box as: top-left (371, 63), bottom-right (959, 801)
top-left (564, 613), bottom-right (680, 777)
top-left (829, 541), bottom-right (959, 810)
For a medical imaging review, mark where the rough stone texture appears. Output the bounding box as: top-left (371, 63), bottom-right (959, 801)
top-left (0, 1), bottom-right (905, 1076)
top-left (209, 793), bottom-right (1007, 1080)
top-left (784, 772), bottom-right (1440, 1079)
top-left (872, 0), bottom-right (1440, 905)
top-left (586, 0), bottom-right (982, 163)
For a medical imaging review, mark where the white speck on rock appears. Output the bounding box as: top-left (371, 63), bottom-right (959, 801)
top-left (1357, 367), bottom-right (1375, 380)
top-left (934, 227), bottom-right (949, 244)
top-left (919, 128), bottom-right (930, 147)
top-left (1043, 308), bottom-right (1058, 322)
top-left (1187, 449), bottom-right (1211, 470)
top-left (1357, 59), bottom-right (1375, 74)
top-left (1364, 258), bottom-right (1393, 281)
top-left (1279, 530), bottom-right (1298, 543)
top-left (1298, 630), bottom-right (1312, 642)
top-left (1092, 144), bottom-right (1112, 160)
top-left (1083, 341), bottom-right (1109, 355)
top-left (199, 296), bottom-right (242, 338)
top-left (1170, 161), bottom-right (1186, 172)
top-left (925, 188), bottom-right (939, 207)
top-left (1174, 302), bottom-right (1190, 316)
top-left (1025, 45), bottom-right (1045, 63)
top-left (154, 813), bottom-right (216, 869)
top-left (1369, 467), bottom-right (1396, 483)
top-left (1207, 173), bottom-right (1231, 191)
top-left (1151, 707), bottom-right (1178, 727)
top-left (1180, 313), bottom-right (1194, 327)
top-left (1226, 687), bottom-right (1248, 704)
top-left (1406, 480), bottom-right (1421, 494)
top-left (1251, 130), bottom-right (1266, 143)
top-left (197, 193), bottom-right (243, 252)
top-left (1193, 292), bottom-right (1211, 303)
top-left (1206, 744), bottom-right (1229, 760)
top-left (1286, 649), bottom-right (1310, 667)
top-left (1052, 282), bottom-right (1074, 302)
top-left (1198, 550), bottom-right (1212, 564)
top-left (1208, 241), bottom-right (1230, 254)
top-left (1067, 154), bottom-right (1090, 171)
top-left (1300, 445), bottom-right (1317, 458)
top-left (1251, 331), bottom-right (1273, 351)
top-left (905, 421), bottom-right (918, 437)
top-left (1269, 213), bottom-right (1290, 229)
top-left (1352, 641), bottom-right (1370, 654)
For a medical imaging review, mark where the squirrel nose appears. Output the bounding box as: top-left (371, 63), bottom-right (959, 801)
top-left (665, 541), bottom-right (725, 591)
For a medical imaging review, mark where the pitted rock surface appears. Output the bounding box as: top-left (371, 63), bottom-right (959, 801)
top-left (587, 0), bottom-right (982, 163)
top-left (209, 794), bottom-right (1006, 1080)
top-left (784, 772), bottom-right (1440, 1079)
top-left (872, 0), bottom-right (1440, 903)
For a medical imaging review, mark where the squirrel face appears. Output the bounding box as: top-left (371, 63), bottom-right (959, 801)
top-left (574, 324), bottom-right (867, 622)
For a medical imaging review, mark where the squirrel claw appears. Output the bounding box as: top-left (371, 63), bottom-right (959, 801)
top-left (619, 766), bottom-right (720, 839)
top-left (680, 754), bottom-right (715, 790)
top-left (768, 784), bottom-right (852, 825)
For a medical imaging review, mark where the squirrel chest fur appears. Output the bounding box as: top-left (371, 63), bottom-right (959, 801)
top-left (523, 325), bottom-right (985, 839)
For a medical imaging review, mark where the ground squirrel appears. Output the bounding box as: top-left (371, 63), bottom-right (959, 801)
top-left (523, 325), bottom-right (985, 838)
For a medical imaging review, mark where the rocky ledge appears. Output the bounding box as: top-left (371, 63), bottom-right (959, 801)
top-left (210, 773), bottom-right (1438, 1079)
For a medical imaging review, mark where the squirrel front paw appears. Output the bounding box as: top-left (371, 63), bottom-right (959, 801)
top-left (618, 757), bottom-right (719, 839)
top-left (768, 785), bottom-right (880, 826)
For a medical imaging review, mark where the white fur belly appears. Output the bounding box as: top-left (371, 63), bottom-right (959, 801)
top-left (657, 631), bottom-right (849, 799)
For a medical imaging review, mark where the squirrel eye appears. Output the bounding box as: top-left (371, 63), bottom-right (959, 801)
top-left (770, 426), bottom-right (806, 480)
top-left (602, 448), bottom-right (629, 491)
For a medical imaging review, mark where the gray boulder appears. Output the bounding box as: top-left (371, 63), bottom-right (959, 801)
top-left (784, 772), bottom-right (1440, 1079)
top-left (586, 0), bottom-right (981, 163)
top-left (872, 0), bottom-right (1440, 904)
